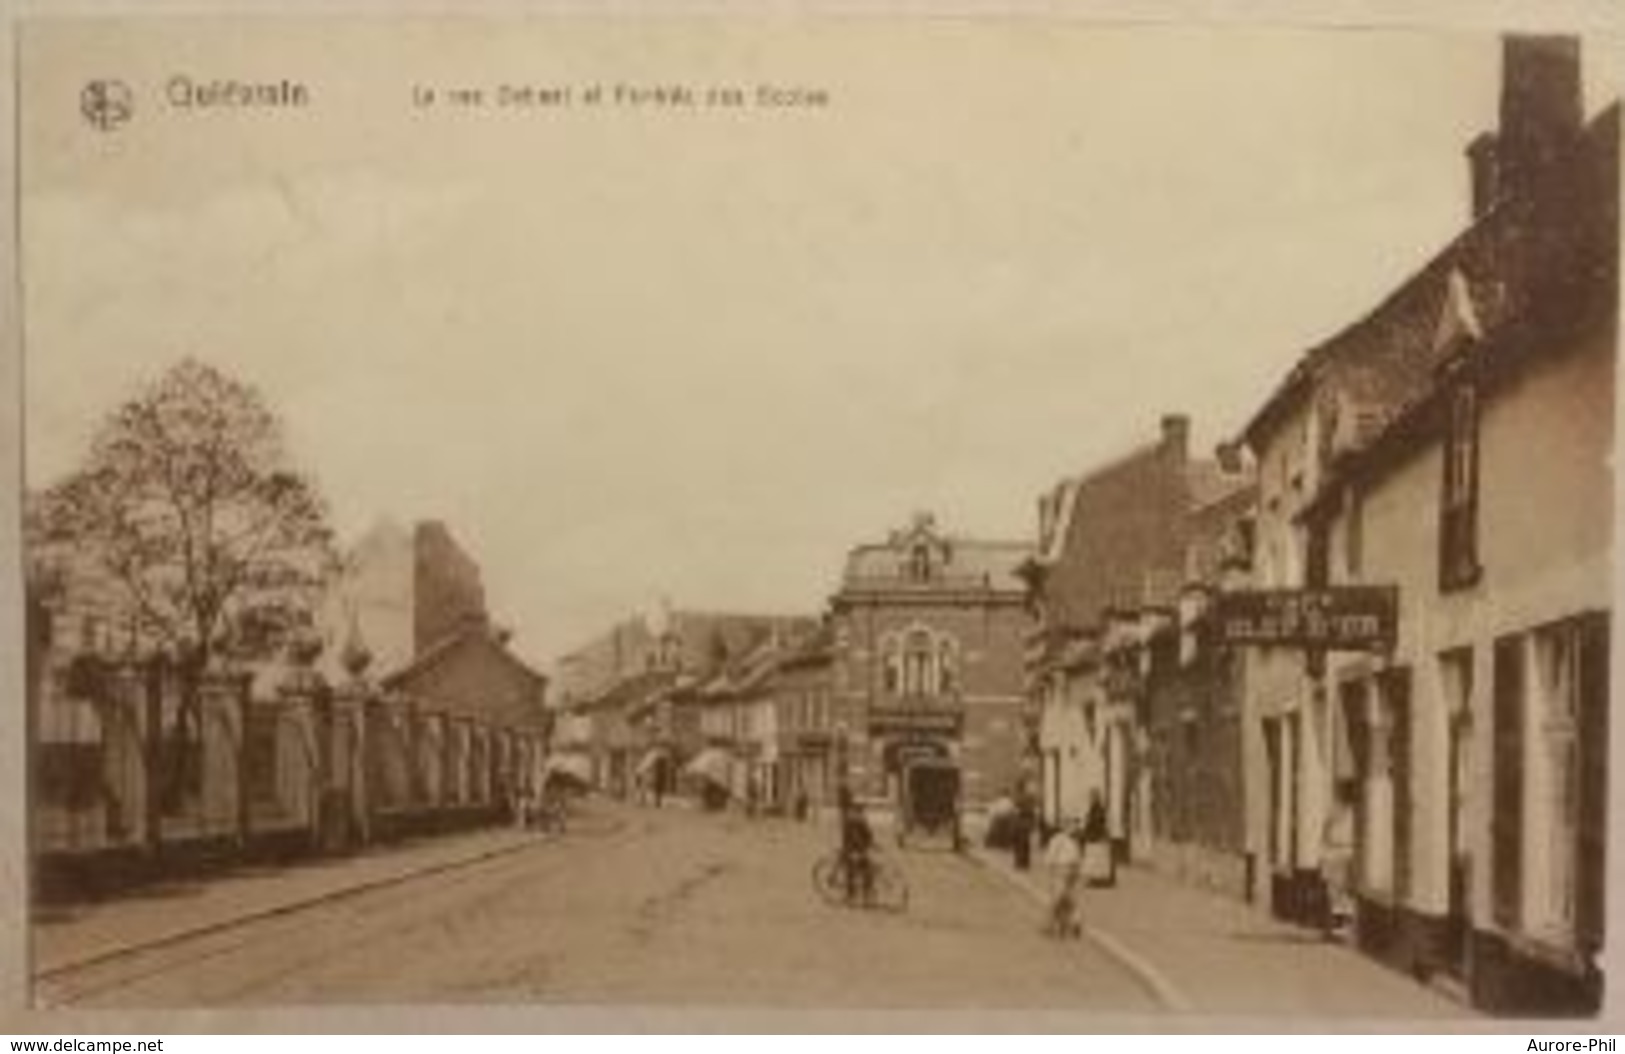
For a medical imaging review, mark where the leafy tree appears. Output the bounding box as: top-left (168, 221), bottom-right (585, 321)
top-left (37, 359), bottom-right (336, 805)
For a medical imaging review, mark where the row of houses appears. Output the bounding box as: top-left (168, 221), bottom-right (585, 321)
top-left (552, 515), bottom-right (1034, 818)
top-left (551, 33), bottom-right (1615, 1017)
top-left (1026, 36), bottom-right (1615, 1016)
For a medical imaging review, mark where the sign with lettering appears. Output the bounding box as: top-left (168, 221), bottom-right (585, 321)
top-left (867, 707), bottom-right (963, 737)
top-left (1212, 587), bottom-right (1398, 651)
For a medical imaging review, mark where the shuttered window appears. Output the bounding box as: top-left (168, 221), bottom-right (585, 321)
top-left (1534, 623), bottom-right (1581, 934)
top-left (1439, 382), bottom-right (1482, 592)
top-left (1492, 635), bottom-right (1525, 929)
top-left (1576, 612), bottom-right (1609, 951)
top-left (1383, 668), bottom-right (1415, 901)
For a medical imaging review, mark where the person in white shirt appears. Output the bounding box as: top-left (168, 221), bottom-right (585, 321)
top-left (1043, 819), bottom-right (1084, 938)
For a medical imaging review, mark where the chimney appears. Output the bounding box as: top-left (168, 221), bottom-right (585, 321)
top-left (1466, 132), bottom-right (1500, 218)
top-left (1160, 414), bottom-right (1190, 459)
top-left (1498, 36), bottom-right (1583, 200)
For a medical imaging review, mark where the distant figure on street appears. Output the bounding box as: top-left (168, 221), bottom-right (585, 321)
top-left (1321, 780), bottom-right (1358, 937)
top-left (1012, 782), bottom-right (1038, 871)
top-left (794, 788), bottom-right (810, 822)
top-left (840, 801), bottom-right (877, 905)
top-left (1044, 819), bottom-right (1085, 938)
top-left (1081, 790), bottom-right (1112, 887)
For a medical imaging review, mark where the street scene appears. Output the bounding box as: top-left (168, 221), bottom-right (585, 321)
top-left (18, 20), bottom-right (1618, 1021)
top-left (33, 799), bottom-right (1462, 1016)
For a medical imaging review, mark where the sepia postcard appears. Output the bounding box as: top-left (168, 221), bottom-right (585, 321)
top-left (5, 2), bottom-right (1625, 1033)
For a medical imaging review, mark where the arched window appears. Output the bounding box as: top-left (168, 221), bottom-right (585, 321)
top-left (908, 545), bottom-right (932, 581)
top-left (882, 644), bottom-right (901, 695)
top-left (938, 640), bottom-right (957, 695)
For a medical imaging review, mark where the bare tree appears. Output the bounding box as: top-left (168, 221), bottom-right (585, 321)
top-left (37, 359), bottom-right (336, 805)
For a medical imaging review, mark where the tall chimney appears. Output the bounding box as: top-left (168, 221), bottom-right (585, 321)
top-left (1160, 414), bottom-right (1190, 459)
top-left (1498, 36), bottom-right (1584, 200)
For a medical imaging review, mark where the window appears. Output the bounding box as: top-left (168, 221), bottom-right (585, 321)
top-left (1487, 617), bottom-right (1611, 944)
top-left (1577, 614), bottom-right (1609, 950)
top-left (1492, 635), bottom-right (1525, 929)
top-left (1306, 523), bottom-right (1330, 589)
top-left (884, 627), bottom-right (959, 700)
top-left (903, 629), bottom-right (934, 697)
top-left (1440, 382), bottom-right (1481, 591)
top-left (907, 545), bottom-right (932, 581)
top-left (1235, 517), bottom-right (1257, 569)
top-left (1534, 623), bottom-right (1581, 935)
top-left (1345, 491), bottom-right (1365, 580)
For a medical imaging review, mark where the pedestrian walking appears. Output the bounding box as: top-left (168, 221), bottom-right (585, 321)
top-left (1081, 791), bottom-right (1113, 887)
top-left (1043, 820), bottom-right (1084, 938)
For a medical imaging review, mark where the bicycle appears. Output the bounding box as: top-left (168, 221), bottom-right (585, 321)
top-left (811, 849), bottom-right (909, 912)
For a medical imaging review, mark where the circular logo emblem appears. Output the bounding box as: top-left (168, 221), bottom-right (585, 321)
top-left (81, 80), bottom-right (133, 131)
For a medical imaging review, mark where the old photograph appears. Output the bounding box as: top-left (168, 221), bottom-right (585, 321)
top-left (14, 14), bottom-right (1620, 1021)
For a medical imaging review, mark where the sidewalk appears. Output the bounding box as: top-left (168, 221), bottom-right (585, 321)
top-left (33, 822), bottom-right (551, 977)
top-left (968, 843), bottom-right (1477, 1021)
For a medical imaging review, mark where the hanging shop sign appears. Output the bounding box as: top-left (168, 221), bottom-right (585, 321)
top-left (1212, 586), bottom-right (1398, 651)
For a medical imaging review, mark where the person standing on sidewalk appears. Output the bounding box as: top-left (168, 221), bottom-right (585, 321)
top-left (1081, 791), bottom-right (1113, 887)
top-left (1012, 782), bottom-right (1038, 871)
top-left (1321, 780), bottom-right (1357, 938)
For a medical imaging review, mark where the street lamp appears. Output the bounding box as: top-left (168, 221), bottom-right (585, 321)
top-left (834, 719), bottom-right (851, 805)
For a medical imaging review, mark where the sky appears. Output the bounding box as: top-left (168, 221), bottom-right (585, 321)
top-left (19, 18), bottom-right (1619, 671)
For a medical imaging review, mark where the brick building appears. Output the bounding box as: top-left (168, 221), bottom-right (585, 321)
top-left (1141, 476), bottom-right (1257, 897)
top-left (829, 513), bottom-right (1031, 813)
top-left (1023, 414), bottom-right (1249, 858)
top-left (552, 608), bottom-right (816, 795)
top-left (767, 627), bottom-right (840, 815)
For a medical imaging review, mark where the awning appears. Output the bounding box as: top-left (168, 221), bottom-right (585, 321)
top-left (684, 746), bottom-right (735, 786)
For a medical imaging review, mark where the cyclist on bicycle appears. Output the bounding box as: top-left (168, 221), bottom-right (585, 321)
top-left (840, 799), bottom-right (877, 905)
